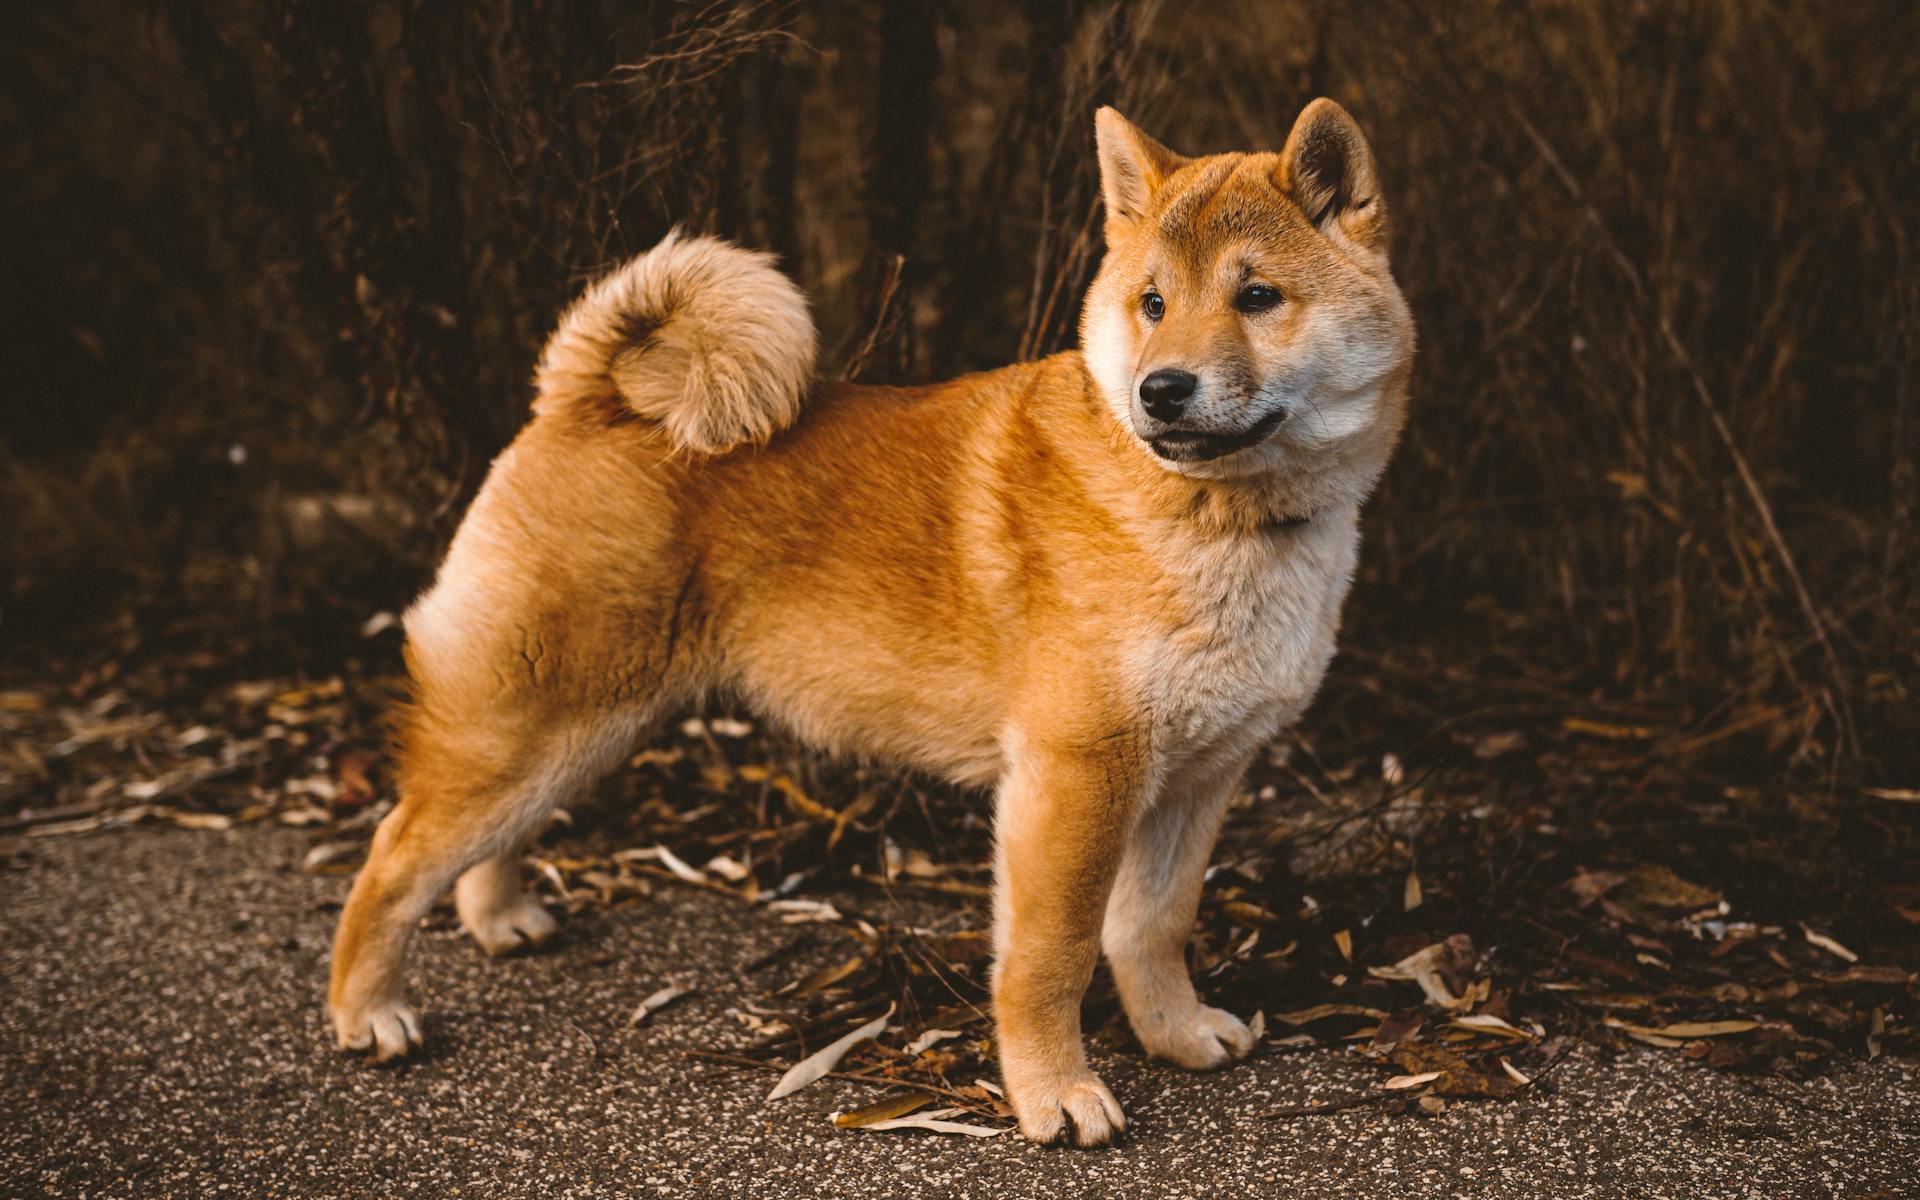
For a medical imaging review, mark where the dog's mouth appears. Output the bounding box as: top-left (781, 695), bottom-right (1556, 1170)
top-left (1147, 407), bottom-right (1290, 463)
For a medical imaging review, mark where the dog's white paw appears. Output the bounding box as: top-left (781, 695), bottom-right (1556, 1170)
top-left (1008, 1069), bottom-right (1127, 1147)
top-left (1135, 1003), bottom-right (1255, 1071)
top-left (462, 896), bottom-right (559, 958)
top-left (333, 999), bottom-right (423, 1062)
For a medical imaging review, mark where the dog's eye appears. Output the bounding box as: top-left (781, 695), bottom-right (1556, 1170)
top-left (1234, 285), bottom-right (1282, 314)
top-left (1141, 291), bottom-right (1165, 321)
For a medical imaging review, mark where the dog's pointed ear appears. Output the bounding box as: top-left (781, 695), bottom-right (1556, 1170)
top-left (1095, 107), bottom-right (1187, 236)
top-left (1279, 99), bottom-right (1387, 252)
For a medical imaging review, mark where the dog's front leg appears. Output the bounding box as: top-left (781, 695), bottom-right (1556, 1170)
top-left (992, 736), bottom-right (1142, 1147)
top-left (1102, 756), bottom-right (1257, 1069)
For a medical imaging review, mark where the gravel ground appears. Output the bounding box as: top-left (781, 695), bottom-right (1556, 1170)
top-left (2, 826), bottom-right (1914, 1199)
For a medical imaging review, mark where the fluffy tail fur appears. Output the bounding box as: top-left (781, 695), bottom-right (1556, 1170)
top-left (533, 231), bottom-right (817, 454)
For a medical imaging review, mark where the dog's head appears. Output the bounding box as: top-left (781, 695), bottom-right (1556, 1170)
top-left (1080, 100), bottom-right (1414, 486)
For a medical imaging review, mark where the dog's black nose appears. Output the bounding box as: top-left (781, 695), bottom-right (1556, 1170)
top-left (1139, 369), bottom-right (1196, 423)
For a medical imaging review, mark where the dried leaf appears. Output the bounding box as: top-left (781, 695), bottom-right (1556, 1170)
top-left (765, 898), bottom-right (844, 924)
top-left (28, 813), bottom-right (111, 838)
top-left (892, 846), bottom-right (947, 879)
top-left (1800, 924), bottom-right (1859, 963)
top-left (1471, 730), bottom-right (1528, 760)
top-left (832, 1092), bottom-right (935, 1128)
top-left (1273, 1004), bottom-right (1389, 1026)
top-left (1449, 1013), bottom-right (1533, 1039)
top-left (1368, 935), bottom-right (1476, 1011)
top-left (904, 1028), bottom-right (962, 1056)
top-left (334, 749), bottom-right (378, 808)
top-left (359, 611), bottom-right (401, 637)
top-left (767, 1005), bottom-right (893, 1101)
top-left (781, 955), bottom-right (867, 998)
top-left (1816, 965), bottom-right (1909, 986)
top-left (1403, 871), bottom-right (1423, 912)
top-left (1562, 717), bottom-right (1655, 740)
top-left (627, 985), bottom-right (691, 1027)
top-left (1382, 1071), bottom-right (1442, 1090)
top-left (653, 844), bottom-right (710, 884)
top-left (1607, 1018), bottom-right (1759, 1039)
top-left (164, 810), bottom-right (234, 831)
top-left (1391, 1043), bottom-right (1520, 1099)
top-left (1370, 1011), bottom-right (1426, 1051)
top-left (283, 775), bottom-right (339, 804)
top-left (1660, 1020), bottom-right (1761, 1038)
top-left (1381, 753), bottom-right (1405, 787)
top-left (628, 747), bottom-right (684, 770)
top-left (1333, 929), bottom-right (1353, 961)
top-left (1613, 1028), bottom-right (1685, 1048)
top-left (1222, 900), bottom-right (1279, 925)
top-left (301, 840), bottom-right (360, 872)
top-left (860, 1109), bottom-right (1008, 1137)
top-left (1615, 865), bottom-right (1721, 915)
top-left (1566, 868), bottom-right (1628, 906)
top-left (767, 773), bottom-right (838, 823)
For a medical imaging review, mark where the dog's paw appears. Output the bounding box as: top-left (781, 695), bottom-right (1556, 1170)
top-left (332, 999), bottom-right (424, 1063)
top-left (1009, 1069), bottom-right (1127, 1148)
top-left (1135, 1004), bottom-right (1255, 1071)
top-left (462, 896), bottom-right (559, 958)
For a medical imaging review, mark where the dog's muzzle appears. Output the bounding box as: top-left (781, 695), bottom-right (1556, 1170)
top-left (1146, 406), bottom-right (1290, 463)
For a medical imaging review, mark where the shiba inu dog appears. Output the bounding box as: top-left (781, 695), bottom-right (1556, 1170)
top-left (329, 98), bottom-right (1413, 1147)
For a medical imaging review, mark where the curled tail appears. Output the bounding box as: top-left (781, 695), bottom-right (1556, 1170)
top-left (533, 230), bottom-right (817, 454)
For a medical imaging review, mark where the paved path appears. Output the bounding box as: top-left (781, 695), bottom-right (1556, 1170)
top-left (3, 827), bottom-right (1914, 1198)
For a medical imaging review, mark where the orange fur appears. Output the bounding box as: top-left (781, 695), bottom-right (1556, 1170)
top-left (329, 99), bottom-right (1414, 1148)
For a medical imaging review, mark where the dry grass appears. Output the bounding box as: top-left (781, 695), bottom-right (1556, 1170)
top-left (2, 0), bottom-right (1915, 782)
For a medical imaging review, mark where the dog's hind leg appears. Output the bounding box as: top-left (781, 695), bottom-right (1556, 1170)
top-left (327, 712), bottom-right (635, 1060)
